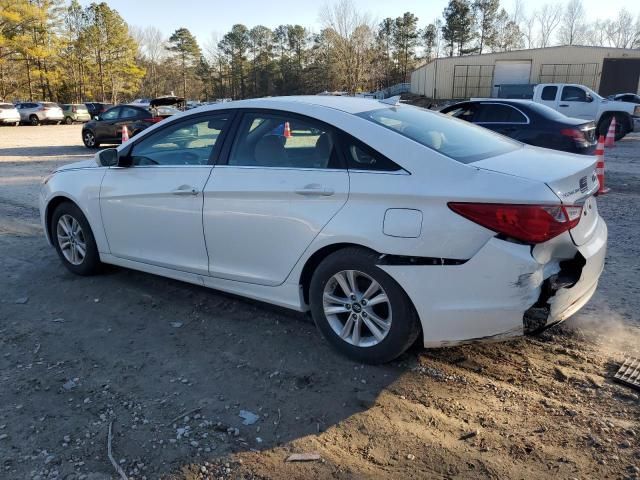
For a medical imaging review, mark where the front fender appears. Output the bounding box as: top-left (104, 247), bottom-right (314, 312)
top-left (40, 168), bottom-right (109, 253)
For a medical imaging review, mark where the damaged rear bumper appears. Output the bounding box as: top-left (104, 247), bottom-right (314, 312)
top-left (379, 216), bottom-right (607, 348)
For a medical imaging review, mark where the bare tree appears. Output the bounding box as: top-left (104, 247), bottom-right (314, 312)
top-left (585, 20), bottom-right (608, 47)
top-left (521, 13), bottom-right (536, 49)
top-left (558, 0), bottom-right (586, 45)
top-left (319, 0), bottom-right (376, 93)
top-left (535, 4), bottom-right (563, 47)
top-left (605, 9), bottom-right (637, 48)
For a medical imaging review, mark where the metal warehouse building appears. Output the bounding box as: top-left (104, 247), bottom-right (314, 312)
top-left (410, 45), bottom-right (640, 100)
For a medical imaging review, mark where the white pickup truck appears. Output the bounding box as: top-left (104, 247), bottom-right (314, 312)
top-left (531, 83), bottom-right (640, 140)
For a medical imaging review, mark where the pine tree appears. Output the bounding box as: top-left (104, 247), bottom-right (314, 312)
top-left (442, 0), bottom-right (476, 56)
top-left (167, 27), bottom-right (201, 99)
top-left (473, 0), bottom-right (500, 53)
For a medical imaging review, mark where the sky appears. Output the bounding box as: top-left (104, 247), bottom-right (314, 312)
top-left (77, 0), bottom-right (638, 46)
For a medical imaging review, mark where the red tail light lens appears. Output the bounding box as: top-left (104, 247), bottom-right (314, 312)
top-left (72, 106), bottom-right (77, 113)
top-left (560, 128), bottom-right (586, 142)
top-left (148, 116), bottom-right (163, 123)
top-left (448, 203), bottom-right (582, 244)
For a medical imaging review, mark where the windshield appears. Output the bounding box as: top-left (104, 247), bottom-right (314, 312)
top-left (357, 105), bottom-right (520, 163)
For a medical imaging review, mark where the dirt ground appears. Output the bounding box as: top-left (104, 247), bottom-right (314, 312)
top-left (0, 124), bottom-right (639, 480)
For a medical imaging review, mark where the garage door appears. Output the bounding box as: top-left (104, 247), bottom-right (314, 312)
top-left (492, 61), bottom-right (532, 97)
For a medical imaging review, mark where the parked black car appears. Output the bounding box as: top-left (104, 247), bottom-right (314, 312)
top-left (82, 105), bottom-right (165, 148)
top-left (440, 99), bottom-right (597, 155)
top-left (85, 102), bottom-right (113, 118)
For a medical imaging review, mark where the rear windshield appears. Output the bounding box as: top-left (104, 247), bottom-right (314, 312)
top-left (357, 106), bottom-right (519, 163)
top-left (0, 103), bottom-right (15, 109)
top-left (75, 104), bottom-right (88, 111)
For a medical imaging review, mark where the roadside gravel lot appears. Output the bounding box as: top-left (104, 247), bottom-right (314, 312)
top-left (0, 124), bottom-right (639, 480)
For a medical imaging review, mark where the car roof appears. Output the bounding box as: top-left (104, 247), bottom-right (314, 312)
top-left (193, 95), bottom-right (394, 115)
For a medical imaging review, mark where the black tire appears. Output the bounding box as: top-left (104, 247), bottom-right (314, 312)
top-left (598, 114), bottom-right (628, 141)
top-left (64, 116), bottom-right (73, 125)
top-left (309, 247), bottom-right (420, 364)
top-left (29, 115), bottom-right (39, 126)
top-left (51, 202), bottom-right (102, 276)
top-left (82, 130), bottom-right (99, 148)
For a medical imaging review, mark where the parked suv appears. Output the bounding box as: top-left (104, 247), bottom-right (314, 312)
top-left (85, 102), bottom-right (113, 118)
top-left (61, 104), bottom-right (91, 124)
top-left (16, 102), bottom-right (64, 125)
top-left (0, 103), bottom-right (20, 126)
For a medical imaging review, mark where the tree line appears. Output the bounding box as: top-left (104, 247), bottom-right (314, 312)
top-left (1, 0), bottom-right (639, 104)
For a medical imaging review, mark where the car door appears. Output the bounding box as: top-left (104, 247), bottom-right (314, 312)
top-left (537, 85), bottom-right (559, 111)
top-left (95, 107), bottom-right (121, 142)
top-left (474, 103), bottom-right (529, 139)
top-left (116, 106), bottom-right (145, 138)
top-left (100, 112), bottom-right (232, 275)
top-left (203, 110), bottom-right (350, 286)
top-left (558, 86), bottom-right (594, 120)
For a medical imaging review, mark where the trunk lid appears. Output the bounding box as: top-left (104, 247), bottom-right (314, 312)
top-left (473, 145), bottom-right (599, 246)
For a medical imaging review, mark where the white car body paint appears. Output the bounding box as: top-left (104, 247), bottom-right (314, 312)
top-left (40, 96), bottom-right (607, 348)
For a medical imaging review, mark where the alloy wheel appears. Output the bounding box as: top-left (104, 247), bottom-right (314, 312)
top-left (56, 214), bottom-right (87, 266)
top-left (83, 131), bottom-right (95, 147)
top-left (323, 270), bottom-right (392, 348)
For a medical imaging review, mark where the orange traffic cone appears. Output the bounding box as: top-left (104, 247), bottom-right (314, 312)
top-left (283, 121), bottom-right (292, 138)
top-left (121, 125), bottom-right (129, 143)
top-left (595, 135), bottom-right (609, 194)
top-left (604, 116), bottom-right (616, 148)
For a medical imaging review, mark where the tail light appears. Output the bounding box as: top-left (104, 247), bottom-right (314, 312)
top-left (560, 128), bottom-right (586, 142)
top-left (448, 203), bottom-right (582, 244)
top-left (147, 116), bottom-right (163, 123)
top-left (72, 106), bottom-right (77, 113)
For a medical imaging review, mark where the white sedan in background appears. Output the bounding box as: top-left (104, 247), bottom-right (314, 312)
top-left (39, 96), bottom-right (607, 363)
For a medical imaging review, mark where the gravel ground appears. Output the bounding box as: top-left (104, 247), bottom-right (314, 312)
top-left (0, 124), bottom-right (639, 480)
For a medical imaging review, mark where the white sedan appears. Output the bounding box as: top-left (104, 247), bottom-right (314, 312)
top-left (40, 96), bottom-right (607, 363)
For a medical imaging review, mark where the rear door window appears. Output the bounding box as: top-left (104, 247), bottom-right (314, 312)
top-left (474, 104), bottom-right (527, 123)
top-left (541, 86), bottom-right (558, 101)
top-left (228, 112), bottom-right (340, 169)
top-left (120, 107), bottom-right (142, 119)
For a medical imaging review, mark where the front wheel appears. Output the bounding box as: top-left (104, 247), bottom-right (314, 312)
top-left (51, 202), bottom-right (101, 275)
top-left (64, 117), bottom-right (73, 125)
top-left (29, 115), bottom-right (39, 126)
top-left (310, 248), bottom-right (420, 364)
top-left (82, 130), bottom-right (99, 148)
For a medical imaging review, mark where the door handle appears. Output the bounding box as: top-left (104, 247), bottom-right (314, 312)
top-left (559, 104), bottom-right (569, 107)
top-left (171, 185), bottom-right (200, 196)
top-left (295, 184), bottom-right (334, 196)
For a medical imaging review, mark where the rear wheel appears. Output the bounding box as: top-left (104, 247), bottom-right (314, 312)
top-left (29, 115), bottom-right (39, 126)
top-left (51, 202), bottom-right (102, 275)
top-left (310, 248), bottom-right (420, 364)
top-left (64, 117), bottom-right (73, 125)
top-left (82, 130), bottom-right (99, 148)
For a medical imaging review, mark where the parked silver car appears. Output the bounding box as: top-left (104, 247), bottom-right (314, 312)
top-left (0, 103), bottom-right (20, 125)
top-left (16, 102), bottom-right (64, 125)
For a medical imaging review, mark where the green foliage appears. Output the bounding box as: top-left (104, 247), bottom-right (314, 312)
top-left (0, 0), bottom-right (143, 102)
top-left (442, 0), bottom-right (477, 56)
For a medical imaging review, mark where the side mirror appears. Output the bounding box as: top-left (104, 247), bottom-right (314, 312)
top-left (94, 115), bottom-right (100, 121)
top-left (586, 94), bottom-right (594, 103)
top-left (97, 148), bottom-right (119, 167)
